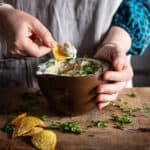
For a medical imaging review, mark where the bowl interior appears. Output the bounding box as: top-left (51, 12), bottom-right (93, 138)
top-left (36, 58), bottom-right (110, 77)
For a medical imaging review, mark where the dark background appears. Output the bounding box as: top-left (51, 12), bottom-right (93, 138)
top-left (132, 46), bottom-right (150, 86)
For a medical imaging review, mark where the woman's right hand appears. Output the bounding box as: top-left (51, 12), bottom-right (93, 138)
top-left (0, 7), bottom-right (56, 58)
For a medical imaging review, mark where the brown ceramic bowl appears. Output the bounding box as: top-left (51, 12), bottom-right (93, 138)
top-left (36, 58), bottom-right (110, 116)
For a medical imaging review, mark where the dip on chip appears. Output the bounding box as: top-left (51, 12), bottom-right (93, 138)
top-left (52, 42), bottom-right (77, 61)
top-left (32, 130), bottom-right (57, 150)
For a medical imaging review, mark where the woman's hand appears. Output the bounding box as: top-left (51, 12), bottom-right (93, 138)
top-left (94, 26), bottom-right (133, 109)
top-left (0, 7), bottom-right (56, 58)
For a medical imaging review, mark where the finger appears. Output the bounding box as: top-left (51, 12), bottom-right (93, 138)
top-left (31, 19), bottom-right (56, 47)
top-left (97, 102), bottom-right (110, 110)
top-left (103, 65), bottom-right (133, 82)
top-left (97, 93), bottom-right (118, 102)
top-left (113, 53), bottom-right (126, 71)
top-left (97, 82), bottom-right (127, 94)
top-left (15, 49), bottom-right (28, 57)
top-left (22, 38), bottom-right (50, 57)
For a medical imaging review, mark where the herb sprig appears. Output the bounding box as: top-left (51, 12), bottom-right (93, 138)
top-left (112, 115), bottom-right (131, 130)
top-left (49, 122), bottom-right (82, 134)
top-left (87, 120), bottom-right (108, 128)
top-left (40, 115), bottom-right (48, 121)
top-left (1, 124), bottom-right (14, 134)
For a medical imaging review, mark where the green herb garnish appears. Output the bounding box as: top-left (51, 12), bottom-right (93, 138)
top-left (143, 103), bottom-right (150, 118)
top-left (96, 121), bottom-right (108, 127)
top-left (114, 123), bottom-right (125, 130)
top-left (83, 66), bottom-right (94, 74)
top-left (1, 125), bottom-right (14, 134)
top-left (40, 115), bottom-right (48, 121)
top-left (129, 92), bottom-right (137, 98)
top-left (128, 108), bottom-right (141, 116)
top-left (49, 122), bottom-right (81, 134)
top-left (112, 115), bottom-right (131, 124)
top-left (82, 61), bottom-right (96, 75)
top-left (112, 115), bottom-right (131, 130)
top-left (46, 60), bottom-right (55, 66)
top-left (111, 100), bottom-right (141, 117)
top-left (87, 120), bottom-right (108, 128)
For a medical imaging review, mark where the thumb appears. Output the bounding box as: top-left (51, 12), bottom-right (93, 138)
top-left (32, 19), bottom-right (56, 48)
top-left (113, 53), bottom-right (126, 71)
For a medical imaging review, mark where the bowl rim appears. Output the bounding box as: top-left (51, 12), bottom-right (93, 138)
top-left (36, 57), bottom-right (110, 78)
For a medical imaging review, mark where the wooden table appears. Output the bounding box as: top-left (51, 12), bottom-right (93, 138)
top-left (0, 88), bottom-right (150, 150)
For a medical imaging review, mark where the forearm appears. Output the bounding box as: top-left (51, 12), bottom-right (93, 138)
top-left (0, 3), bottom-right (15, 36)
top-left (101, 26), bottom-right (132, 54)
top-left (0, 2), bottom-right (14, 10)
top-left (112, 0), bottom-right (150, 55)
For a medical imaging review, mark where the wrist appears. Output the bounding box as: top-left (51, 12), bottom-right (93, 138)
top-left (101, 26), bottom-right (132, 54)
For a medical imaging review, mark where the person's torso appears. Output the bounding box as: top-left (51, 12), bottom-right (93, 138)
top-left (0, 0), bottom-right (122, 87)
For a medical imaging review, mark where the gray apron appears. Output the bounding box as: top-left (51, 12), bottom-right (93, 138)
top-left (0, 0), bottom-right (122, 87)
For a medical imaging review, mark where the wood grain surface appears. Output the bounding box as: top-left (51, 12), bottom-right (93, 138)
top-left (0, 88), bottom-right (150, 150)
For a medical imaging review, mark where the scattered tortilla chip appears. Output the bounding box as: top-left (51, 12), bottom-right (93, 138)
top-left (52, 44), bottom-right (68, 61)
top-left (10, 113), bottom-right (27, 126)
top-left (22, 127), bottom-right (44, 136)
top-left (32, 130), bottom-right (57, 150)
top-left (12, 116), bottom-right (45, 138)
top-left (8, 113), bottom-right (57, 150)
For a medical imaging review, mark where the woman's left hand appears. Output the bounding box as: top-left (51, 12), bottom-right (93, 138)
top-left (94, 43), bottom-right (133, 109)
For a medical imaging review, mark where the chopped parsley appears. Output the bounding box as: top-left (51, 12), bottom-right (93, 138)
top-left (46, 60), bottom-right (55, 66)
top-left (1, 125), bottom-right (14, 134)
top-left (111, 100), bottom-right (141, 117)
top-left (114, 123), bottom-right (125, 130)
top-left (82, 62), bottom-right (96, 75)
top-left (49, 122), bottom-right (81, 134)
top-left (143, 103), bottom-right (150, 118)
top-left (40, 115), bottom-right (48, 121)
top-left (112, 115), bottom-right (131, 124)
top-left (112, 115), bottom-right (131, 130)
top-left (129, 92), bottom-right (137, 98)
top-left (96, 121), bottom-right (108, 128)
top-left (87, 120), bottom-right (108, 128)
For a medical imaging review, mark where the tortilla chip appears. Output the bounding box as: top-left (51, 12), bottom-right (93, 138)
top-left (32, 130), bottom-right (57, 150)
top-left (10, 113), bottom-right (27, 126)
top-left (22, 127), bottom-right (44, 136)
top-left (12, 116), bottom-right (45, 138)
top-left (52, 44), bottom-right (68, 61)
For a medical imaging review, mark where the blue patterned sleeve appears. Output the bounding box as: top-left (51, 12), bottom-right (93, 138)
top-left (112, 0), bottom-right (150, 55)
